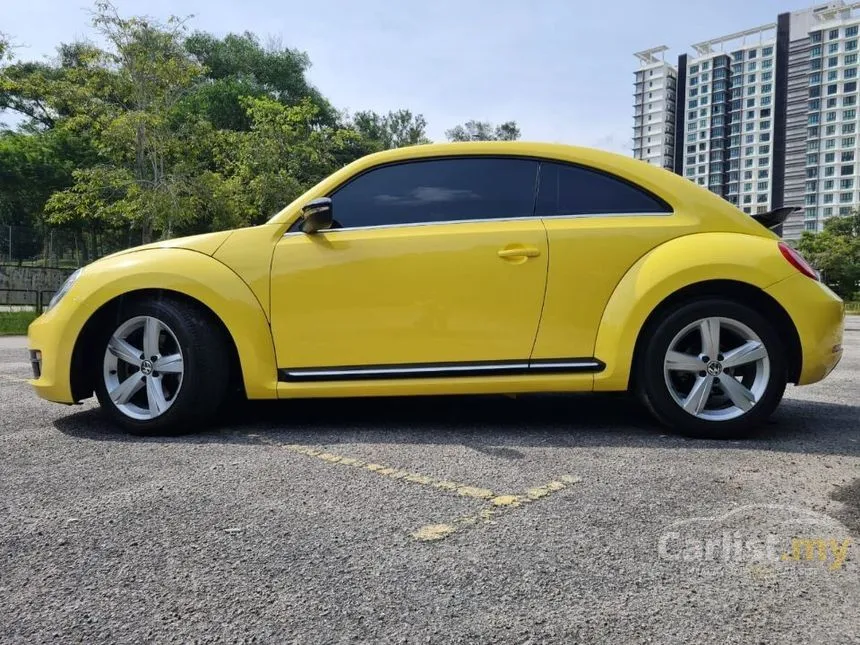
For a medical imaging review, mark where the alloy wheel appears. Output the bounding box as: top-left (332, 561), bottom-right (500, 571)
top-left (662, 316), bottom-right (770, 421)
top-left (102, 316), bottom-right (184, 420)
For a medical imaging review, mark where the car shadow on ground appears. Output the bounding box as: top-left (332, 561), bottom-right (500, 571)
top-left (53, 392), bottom-right (860, 457)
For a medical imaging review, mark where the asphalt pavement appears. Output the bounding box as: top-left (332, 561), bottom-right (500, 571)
top-left (1, 327), bottom-right (858, 644)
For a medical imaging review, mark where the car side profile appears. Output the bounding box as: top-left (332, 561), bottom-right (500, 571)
top-left (27, 142), bottom-right (844, 438)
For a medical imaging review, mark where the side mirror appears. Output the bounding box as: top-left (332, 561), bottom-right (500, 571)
top-left (301, 197), bottom-right (333, 234)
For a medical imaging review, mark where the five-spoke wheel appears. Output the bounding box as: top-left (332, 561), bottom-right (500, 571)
top-left (94, 296), bottom-right (230, 434)
top-left (639, 299), bottom-right (786, 439)
top-left (103, 316), bottom-right (185, 420)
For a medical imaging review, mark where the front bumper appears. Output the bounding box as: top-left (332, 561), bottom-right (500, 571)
top-left (27, 306), bottom-right (78, 404)
top-left (765, 273), bottom-right (844, 385)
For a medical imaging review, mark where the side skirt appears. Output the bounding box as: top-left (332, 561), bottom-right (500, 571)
top-left (278, 358), bottom-right (605, 382)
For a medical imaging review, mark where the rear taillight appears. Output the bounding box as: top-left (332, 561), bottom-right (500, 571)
top-left (778, 242), bottom-right (820, 281)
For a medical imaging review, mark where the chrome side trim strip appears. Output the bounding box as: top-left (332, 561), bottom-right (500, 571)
top-left (529, 360), bottom-right (603, 369)
top-left (283, 212), bottom-right (672, 236)
top-left (289, 363), bottom-right (530, 378)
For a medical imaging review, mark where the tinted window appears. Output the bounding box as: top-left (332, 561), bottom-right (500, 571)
top-left (330, 158), bottom-right (538, 228)
top-left (535, 162), bottom-right (671, 216)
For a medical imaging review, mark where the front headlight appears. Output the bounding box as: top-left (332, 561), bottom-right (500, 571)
top-left (46, 268), bottom-right (83, 312)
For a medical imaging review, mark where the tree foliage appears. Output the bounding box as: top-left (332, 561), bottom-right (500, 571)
top-left (0, 2), bottom-right (521, 259)
top-left (445, 120), bottom-right (521, 142)
top-left (796, 211), bottom-right (860, 300)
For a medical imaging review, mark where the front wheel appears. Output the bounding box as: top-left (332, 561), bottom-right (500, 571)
top-left (94, 296), bottom-right (230, 435)
top-left (638, 298), bottom-right (787, 439)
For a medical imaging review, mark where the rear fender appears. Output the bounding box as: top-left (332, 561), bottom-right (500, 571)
top-left (592, 233), bottom-right (796, 391)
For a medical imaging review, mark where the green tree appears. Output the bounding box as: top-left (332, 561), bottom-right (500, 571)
top-left (351, 109), bottom-right (430, 149)
top-left (445, 119), bottom-right (521, 142)
top-left (796, 211), bottom-right (860, 299)
top-left (182, 31), bottom-right (335, 131)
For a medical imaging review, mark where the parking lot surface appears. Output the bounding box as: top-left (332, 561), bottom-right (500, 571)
top-left (1, 328), bottom-right (859, 644)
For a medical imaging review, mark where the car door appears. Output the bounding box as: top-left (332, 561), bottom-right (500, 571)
top-left (530, 160), bottom-right (689, 362)
top-left (269, 156), bottom-right (549, 379)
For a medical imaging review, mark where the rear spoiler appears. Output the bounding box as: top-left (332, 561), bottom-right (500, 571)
top-left (751, 206), bottom-right (800, 231)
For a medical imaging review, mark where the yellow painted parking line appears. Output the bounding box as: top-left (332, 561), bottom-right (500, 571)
top-left (277, 441), bottom-right (580, 543)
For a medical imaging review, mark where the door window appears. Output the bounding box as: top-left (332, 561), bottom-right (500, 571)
top-left (535, 162), bottom-right (671, 216)
top-left (329, 157), bottom-right (539, 228)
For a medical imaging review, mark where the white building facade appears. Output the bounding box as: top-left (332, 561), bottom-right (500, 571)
top-left (633, 1), bottom-right (860, 240)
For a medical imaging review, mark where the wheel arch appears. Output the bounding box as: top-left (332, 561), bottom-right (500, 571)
top-left (628, 280), bottom-right (802, 393)
top-left (70, 289), bottom-right (246, 402)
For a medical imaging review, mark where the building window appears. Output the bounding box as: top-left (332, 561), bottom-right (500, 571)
top-left (757, 194), bottom-right (768, 203)
top-left (826, 151), bottom-right (836, 161)
top-left (746, 134), bottom-right (755, 144)
top-left (810, 98), bottom-right (821, 111)
top-left (827, 124), bottom-right (837, 135)
top-left (841, 192), bottom-right (854, 202)
top-left (847, 40), bottom-right (858, 51)
top-left (690, 64), bottom-right (699, 73)
top-left (757, 181), bottom-right (769, 191)
top-left (845, 81), bottom-right (858, 92)
top-left (840, 206), bottom-right (853, 215)
top-left (824, 179), bottom-right (835, 189)
top-left (812, 31), bottom-right (822, 43)
top-left (825, 166), bottom-right (835, 176)
top-left (809, 140), bottom-right (820, 151)
top-left (808, 154), bottom-right (819, 165)
top-left (829, 42), bottom-right (840, 54)
top-left (846, 68), bottom-right (858, 79)
top-left (826, 141), bottom-right (836, 151)
top-left (805, 194), bottom-right (818, 205)
top-left (810, 73), bottom-right (822, 85)
top-left (824, 193), bottom-right (834, 204)
top-left (842, 149), bottom-right (855, 160)
top-left (827, 97), bottom-right (838, 108)
top-left (848, 25), bottom-right (859, 37)
top-left (761, 96), bottom-right (772, 106)
top-left (811, 45), bottom-right (822, 58)
top-left (813, 58), bottom-right (824, 71)
top-left (847, 53), bottom-right (859, 65)
top-left (747, 86), bottom-right (756, 96)
top-left (807, 168), bottom-right (819, 177)
top-left (807, 180), bottom-right (818, 191)
top-left (763, 46), bottom-right (773, 56)
top-left (809, 126), bottom-right (820, 137)
top-left (759, 157), bottom-right (769, 166)
top-left (828, 84), bottom-right (839, 95)
top-left (702, 61), bottom-right (710, 70)
top-left (760, 169), bottom-right (770, 179)
top-left (828, 70), bottom-right (839, 81)
top-left (745, 159), bottom-right (755, 168)
top-left (747, 98), bottom-right (756, 107)
top-left (828, 56), bottom-right (839, 67)
top-left (805, 221), bottom-right (817, 231)
top-left (827, 111), bottom-right (838, 122)
top-left (762, 83), bottom-right (772, 94)
top-left (760, 145), bottom-right (770, 154)
top-left (763, 58), bottom-right (773, 69)
top-left (845, 109), bottom-right (857, 120)
top-left (841, 164), bottom-right (855, 175)
top-left (746, 146), bottom-right (754, 155)
top-left (830, 28), bottom-right (840, 39)
top-left (747, 61), bottom-right (757, 71)
top-left (809, 113), bottom-right (821, 124)
top-left (846, 95), bottom-right (858, 106)
top-left (841, 178), bottom-right (854, 189)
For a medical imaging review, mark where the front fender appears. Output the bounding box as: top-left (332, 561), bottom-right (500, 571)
top-left (28, 248), bottom-right (278, 402)
top-left (592, 233), bottom-right (795, 391)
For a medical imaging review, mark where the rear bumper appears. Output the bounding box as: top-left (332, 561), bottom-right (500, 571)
top-left (765, 274), bottom-right (844, 385)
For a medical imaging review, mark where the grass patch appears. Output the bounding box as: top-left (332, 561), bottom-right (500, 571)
top-left (0, 311), bottom-right (37, 335)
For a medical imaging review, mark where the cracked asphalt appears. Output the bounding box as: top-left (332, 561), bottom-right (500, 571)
top-left (1, 325), bottom-right (858, 644)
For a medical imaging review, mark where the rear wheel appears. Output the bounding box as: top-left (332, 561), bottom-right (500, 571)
top-left (94, 297), bottom-right (229, 435)
top-left (638, 299), bottom-right (787, 439)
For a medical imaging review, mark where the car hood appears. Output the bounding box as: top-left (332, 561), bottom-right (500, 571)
top-left (98, 230), bottom-right (235, 262)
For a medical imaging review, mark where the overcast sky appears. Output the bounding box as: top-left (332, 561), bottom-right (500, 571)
top-left (3, 0), bottom-right (817, 152)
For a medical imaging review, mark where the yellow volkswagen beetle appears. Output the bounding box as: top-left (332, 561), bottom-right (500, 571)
top-left (27, 142), bottom-right (844, 438)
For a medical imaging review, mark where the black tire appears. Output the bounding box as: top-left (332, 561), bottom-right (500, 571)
top-left (94, 295), bottom-right (230, 435)
top-left (637, 298), bottom-right (787, 440)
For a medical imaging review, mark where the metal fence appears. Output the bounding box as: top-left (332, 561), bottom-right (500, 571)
top-left (0, 288), bottom-right (56, 313)
top-left (0, 225), bottom-right (141, 268)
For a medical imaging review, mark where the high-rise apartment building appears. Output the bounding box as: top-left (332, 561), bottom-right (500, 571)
top-left (633, 47), bottom-right (678, 169)
top-left (633, 1), bottom-right (860, 239)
